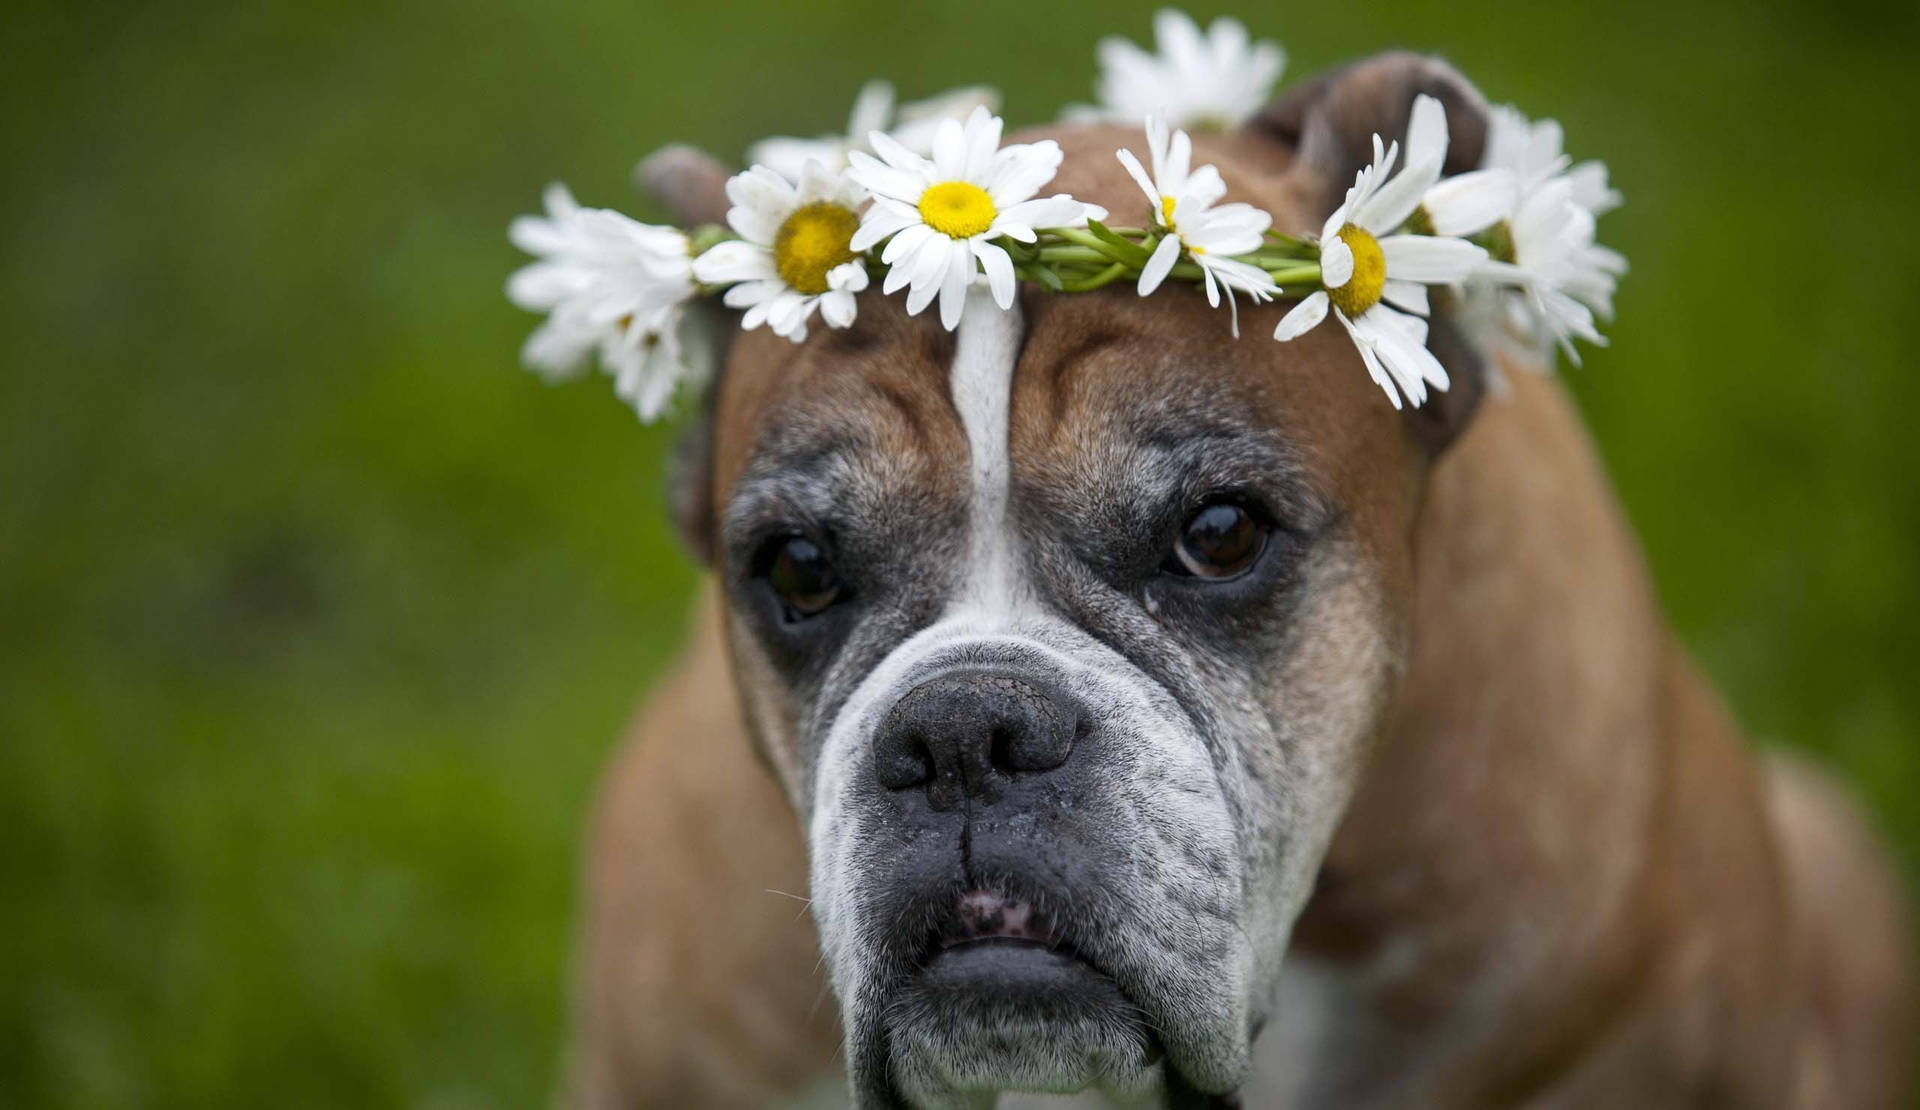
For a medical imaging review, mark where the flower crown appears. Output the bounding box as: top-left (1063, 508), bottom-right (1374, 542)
top-left (506, 9), bottom-right (1624, 421)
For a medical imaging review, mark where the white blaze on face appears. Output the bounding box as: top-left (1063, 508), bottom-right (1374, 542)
top-left (947, 286), bottom-right (1027, 618)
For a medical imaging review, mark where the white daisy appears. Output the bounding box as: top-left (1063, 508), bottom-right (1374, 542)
top-left (1478, 177), bottom-right (1626, 364)
top-left (1076, 9), bottom-right (1284, 130)
top-left (1466, 105), bottom-right (1628, 364)
top-left (692, 161), bottom-right (870, 342)
top-left (747, 81), bottom-right (1002, 181)
top-left (1116, 115), bottom-right (1278, 333)
top-left (507, 182), bottom-right (703, 421)
top-left (1272, 95), bottom-right (1488, 408)
top-left (1383, 96), bottom-right (1519, 240)
top-left (847, 106), bottom-right (1106, 330)
top-left (1484, 103), bottom-right (1622, 215)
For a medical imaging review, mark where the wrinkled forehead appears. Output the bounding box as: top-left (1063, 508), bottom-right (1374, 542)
top-left (1007, 290), bottom-right (1411, 523)
top-left (711, 300), bottom-right (965, 523)
top-left (710, 125), bottom-right (1417, 535)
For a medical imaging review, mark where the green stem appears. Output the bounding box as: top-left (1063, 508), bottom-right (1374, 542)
top-left (1058, 262), bottom-right (1129, 292)
top-left (1258, 264), bottom-right (1322, 284)
top-left (1035, 245), bottom-right (1116, 266)
top-left (998, 236), bottom-right (1042, 264)
top-left (1051, 228), bottom-right (1152, 268)
top-left (1261, 229), bottom-right (1310, 251)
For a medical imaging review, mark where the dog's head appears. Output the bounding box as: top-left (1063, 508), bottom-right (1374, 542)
top-left (658, 53), bottom-right (1492, 1107)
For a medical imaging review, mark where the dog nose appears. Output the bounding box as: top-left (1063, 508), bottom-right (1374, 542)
top-left (873, 672), bottom-right (1079, 809)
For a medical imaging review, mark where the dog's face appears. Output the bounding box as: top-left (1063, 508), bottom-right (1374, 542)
top-left (674, 64), bottom-right (1487, 1107)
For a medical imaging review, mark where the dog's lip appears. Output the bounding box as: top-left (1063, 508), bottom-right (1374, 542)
top-left (934, 888), bottom-right (1066, 952)
top-left (915, 887), bottom-right (1112, 982)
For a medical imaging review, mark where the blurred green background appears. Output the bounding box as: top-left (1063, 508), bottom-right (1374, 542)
top-left (2, 0), bottom-right (1916, 1105)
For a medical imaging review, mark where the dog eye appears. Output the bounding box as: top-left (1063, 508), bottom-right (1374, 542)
top-left (1165, 502), bottom-right (1268, 580)
top-left (762, 535), bottom-right (843, 620)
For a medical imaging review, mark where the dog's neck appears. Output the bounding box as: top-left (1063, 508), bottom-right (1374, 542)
top-left (1285, 360), bottom-right (1788, 1101)
top-left (1306, 358), bottom-right (1668, 939)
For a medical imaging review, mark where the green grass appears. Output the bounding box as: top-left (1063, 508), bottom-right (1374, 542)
top-left (2, 0), bottom-right (1916, 1105)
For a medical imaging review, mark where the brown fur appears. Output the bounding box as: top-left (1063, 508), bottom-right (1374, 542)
top-left (569, 102), bottom-right (1914, 1110)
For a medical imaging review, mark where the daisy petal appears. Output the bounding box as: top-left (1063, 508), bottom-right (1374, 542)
top-left (1379, 234), bottom-right (1486, 283)
top-left (1320, 235), bottom-right (1354, 289)
top-left (1273, 290), bottom-right (1329, 340)
top-left (848, 80), bottom-right (895, 139)
top-left (1116, 147), bottom-right (1159, 210)
top-left (846, 151), bottom-right (927, 211)
top-left (852, 198), bottom-right (922, 252)
top-left (828, 260), bottom-right (869, 293)
top-left (996, 194), bottom-right (1095, 233)
top-left (520, 319), bottom-right (595, 379)
top-left (974, 241), bottom-right (1016, 309)
top-left (985, 141), bottom-right (1064, 206)
top-left (1358, 152), bottom-right (1443, 235)
top-left (1138, 234), bottom-right (1182, 295)
top-left (1381, 279), bottom-right (1429, 316)
top-left (1359, 306), bottom-right (1449, 404)
top-left (820, 289), bottom-right (857, 328)
top-left (937, 244), bottom-right (973, 329)
top-left (1331, 309), bottom-right (1401, 408)
top-left (1568, 160), bottom-right (1623, 215)
top-left (868, 129), bottom-right (932, 175)
top-left (691, 241), bottom-right (774, 285)
top-left (962, 108), bottom-right (1004, 179)
top-left (1421, 170), bottom-right (1518, 238)
top-left (880, 222), bottom-right (936, 267)
top-left (1357, 338), bottom-right (1402, 409)
top-left (904, 266), bottom-right (942, 315)
top-left (930, 116), bottom-right (968, 181)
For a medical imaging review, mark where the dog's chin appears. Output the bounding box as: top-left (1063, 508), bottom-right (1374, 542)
top-left (884, 940), bottom-right (1163, 1105)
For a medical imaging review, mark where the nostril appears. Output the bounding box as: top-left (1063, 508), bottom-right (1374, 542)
top-left (875, 728), bottom-right (936, 791)
top-left (992, 701), bottom-right (1075, 774)
top-left (1019, 720), bottom-right (1074, 772)
top-left (988, 726), bottom-right (1016, 775)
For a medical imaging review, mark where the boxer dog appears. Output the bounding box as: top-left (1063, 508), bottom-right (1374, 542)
top-left (565, 53), bottom-right (1915, 1109)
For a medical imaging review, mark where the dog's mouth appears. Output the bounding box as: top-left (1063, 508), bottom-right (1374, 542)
top-left (916, 888), bottom-right (1110, 992)
top-left (878, 886), bottom-right (1166, 1101)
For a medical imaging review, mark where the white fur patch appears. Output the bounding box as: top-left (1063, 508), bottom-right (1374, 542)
top-left (947, 286), bottom-right (1026, 617)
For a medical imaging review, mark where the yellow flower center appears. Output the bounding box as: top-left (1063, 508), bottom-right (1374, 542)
top-left (1159, 194), bottom-right (1203, 253)
top-left (773, 202), bottom-right (861, 295)
top-left (918, 181), bottom-right (997, 239)
top-left (1326, 223), bottom-right (1386, 317)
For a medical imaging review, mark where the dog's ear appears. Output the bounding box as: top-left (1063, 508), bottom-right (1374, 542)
top-left (1256, 51), bottom-right (1490, 209)
top-left (1255, 52), bottom-right (1491, 456)
top-left (634, 144), bottom-right (736, 563)
top-left (665, 334), bottom-right (726, 567)
top-left (635, 143), bottom-right (733, 227)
